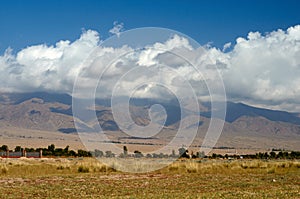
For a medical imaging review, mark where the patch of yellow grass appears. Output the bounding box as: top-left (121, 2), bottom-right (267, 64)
top-left (165, 159), bottom-right (300, 175)
top-left (0, 157), bottom-right (299, 177)
top-left (0, 164), bottom-right (8, 174)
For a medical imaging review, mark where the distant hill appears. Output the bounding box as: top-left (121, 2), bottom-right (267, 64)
top-left (1, 91), bottom-right (300, 131)
top-left (200, 101), bottom-right (300, 125)
top-left (0, 91), bottom-right (299, 150)
top-left (0, 92), bottom-right (72, 105)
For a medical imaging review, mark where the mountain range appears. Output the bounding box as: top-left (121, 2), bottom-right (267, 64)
top-left (0, 92), bottom-right (299, 151)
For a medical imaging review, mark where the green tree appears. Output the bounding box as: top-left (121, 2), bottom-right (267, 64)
top-left (0, 145), bottom-right (8, 151)
top-left (264, 152), bottom-right (269, 159)
top-left (291, 151), bottom-right (300, 159)
top-left (69, 150), bottom-right (77, 157)
top-left (270, 151), bottom-right (276, 159)
top-left (14, 146), bottom-right (22, 152)
top-left (64, 145), bottom-right (69, 154)
top-left (146, 153), bottom-right (152, 158)
top-left (105, 151), bottom-right (114, 158)
top-left (196, 151), bottom-right (205, 158)
top-left (134, 150), bottom-right (143, 158)
top-left (95, 149), bottom-right (104, 157)
top-left (178, 147), bottom-right (189, 158)
top-left (78, 149), bottom-right (92, 157)
top-left (123, 146), bottom-right (128, 157)
top-left (277, 151), bottom-right (284, 159)
top-left (48, 144), bottom-right (55, 153)
top-left (170, 149), bottom-right (177, 158)
top-left (54, 148), bottom-right (63, 156)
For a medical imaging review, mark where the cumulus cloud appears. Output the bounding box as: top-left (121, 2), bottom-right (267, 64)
top-left (222, 42), bottom-right (231, 52)
top-left (1, 25), bottom-right (300, 111)
top-left (109, 21), bottom-right (124, 38)
top-left (223, 25), bottom-right (300, 111)
top-left (0, 29), bottom-right (100, 93)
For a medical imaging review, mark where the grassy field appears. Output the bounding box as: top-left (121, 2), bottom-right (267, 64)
top-left (0, 157), bottom-right (299, 198)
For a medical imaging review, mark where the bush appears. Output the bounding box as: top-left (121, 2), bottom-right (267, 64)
top-left (57, 165), bottom-right (65, 170)
top-left (77, 165), bottom-right (89, 173)
top-left (267, 167), bottom-right (275, 174)
top-left (0, 165), bottom-right (8, 174)
top-left (134, 150), bottom-right (143, 158)
top-left (98, 165), bottom-right (108, 172)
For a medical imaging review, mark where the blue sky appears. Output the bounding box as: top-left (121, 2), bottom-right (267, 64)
top-left (1, 0), bottom-right (300, 53)
top-left (1, 0), bottom-right (300, 112)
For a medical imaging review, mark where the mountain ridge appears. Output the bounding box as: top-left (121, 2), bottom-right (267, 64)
top-left (0, 91), bottom-right (299, 151)
top-left (0, 91), bottom-right (300, 134)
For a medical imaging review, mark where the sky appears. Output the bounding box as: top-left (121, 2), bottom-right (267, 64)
top-left (1, 0), bottom-right (300, 53)
top-left (1, 0), bottom-right (300, 112)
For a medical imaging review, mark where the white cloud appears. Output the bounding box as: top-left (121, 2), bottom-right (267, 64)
top-left (0, 29), bottom-right (100, 93)
top-left (223, 25), bottom-right (300, 111)
top-left (222, 42), bottom-right (231, 52)
top-left (109, 21), bottom-right (124, 38)
top-left (137, 35), bottom-right (193, 67)
top-left (1, 25), bottom-right (300, 111)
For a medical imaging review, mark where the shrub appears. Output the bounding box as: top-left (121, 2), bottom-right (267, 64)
top-left (77, 165), bottom-right (89, 173)
top-left (107, 166), bottom-right (117, 172)
top-left (292, 162), bottom-right (300, 168)
top-left (0, 165), bottom-right (8, 174)
top-left (98, 165), bottom-right (107, 172)
top-left (57, 165), bottom-right (64, 170)
top-left (267, 167), bottom-right (275, 174)
top-left (185, 162), bottom-right (199, 173)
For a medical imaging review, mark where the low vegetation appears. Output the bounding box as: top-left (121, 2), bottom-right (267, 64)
top-left (0, 157), bottom-right (299, 198)
top-left (2, 144), bottom-right (300, 160)
top-left (1, 144), bottom-right (300, 198)
top-left (0, 144), bottom-right (92, 157)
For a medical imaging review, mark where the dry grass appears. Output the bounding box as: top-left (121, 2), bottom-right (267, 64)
top-left (0, 157), bottom-right (299, 198)
top-left (164, 159), bottom-right (300, 175)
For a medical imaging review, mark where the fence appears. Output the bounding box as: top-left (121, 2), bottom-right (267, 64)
top-left (0, 150), bottom-right (42, 158)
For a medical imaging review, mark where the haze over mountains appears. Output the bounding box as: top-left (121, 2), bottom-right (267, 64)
top-left (0, 92), bottom-right (299, 151)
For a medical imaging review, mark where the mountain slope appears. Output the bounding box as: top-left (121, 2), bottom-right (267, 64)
top-left (1, 91), bottom-right (300, 136)
top-left (0, 92), bottom-right (299, 151)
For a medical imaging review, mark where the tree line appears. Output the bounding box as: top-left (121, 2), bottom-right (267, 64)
top-left (0, 144), bottom-right (92, 157)
top-left (1, 144), bottom-right (300, 159)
